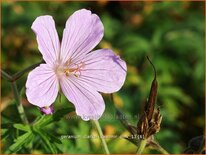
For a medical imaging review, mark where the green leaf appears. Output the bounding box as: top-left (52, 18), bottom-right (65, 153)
top-left (13, 123), bottom-right (30, 132)
top-left (7, 132), bottom-right (34, 153)
top-left (34, 128), bottom-right (57, 154)
top-left (1, 129), bottom-right (10, 140)
top-left (45, 132), bottom-right (62, 144)
top-left (34, 107), bottom-right (74, 127)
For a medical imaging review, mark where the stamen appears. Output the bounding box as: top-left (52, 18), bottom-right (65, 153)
top-left (65, 59), bottom-right (72, 66)
top-left (64, 69), bottom-right (70, 76)
top-left (63, 61), bottom-right (85, 77)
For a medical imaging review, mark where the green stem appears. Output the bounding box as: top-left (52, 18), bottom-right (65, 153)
top-left (1, 62), bottom-right (42, 124)
top-left (1, 69), bottom-right (12, 81)
top-left (157, 145), bottom-right (169, 154)
top-left (154, 142), bottom-right (169, 154)
top-left (136, 139), bottom-right (147, 154)
top-left (93, 120), bottom-right (110, 154)
top-left (1, 61), bottom-right (42, 82)
top-left (11, 81), bottom-right (29, 124)
top-left (58, 92), bottom-right (62, 104)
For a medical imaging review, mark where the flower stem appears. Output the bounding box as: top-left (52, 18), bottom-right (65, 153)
top-left (154, 142), bottom-right (169, 154)
top-left (11, 81), bottom-right (29, 124)
top-left (93, 120), bottom-right (110, 154)
top-left (1, 69), bottom-right (12, 81)
top-left (157, 145), bottom-right (169, 154)
top-left (136, 139), bottom-right (147, 154)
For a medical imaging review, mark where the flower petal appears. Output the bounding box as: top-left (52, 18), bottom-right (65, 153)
top-left (78, 49), bottom-right (127, 93)
top-left (60, 76), bottom-right (105, 121)
top-left (26, 64), bottom-right (59, 108)
top-left (60, 9), bottom-right (104, 64)
top-left (32, 16), bottom-right (60, 65)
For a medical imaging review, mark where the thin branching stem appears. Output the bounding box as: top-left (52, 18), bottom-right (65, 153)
top-left (157, 145), bottom-right (169, 154)
top-left (12, 61), bottom-right (42, 81)
top-left (1, 69), bottom-right (12, 81)
top-left (11, 81), bottom-right (29, 124)
top-left (1, 61), bottom-right (42, 124)
top-left (1, 61), bottom-right (42, 82)
top-left (154, 141), bottom-right (169, 154)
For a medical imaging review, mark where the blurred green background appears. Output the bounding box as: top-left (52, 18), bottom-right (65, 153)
top-left (1, 1), bottom-right (205, 154)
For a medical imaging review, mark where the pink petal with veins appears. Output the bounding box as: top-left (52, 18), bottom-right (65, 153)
top-left (77, 49), bottom-right (127, 93)
top-left (31, 16), bottom-right (60, 65)
top-left (26, 64), bottom-right (59, 107)
top-left (60, 75), bottom-right (105, 121)
top-left (60, 9), bottom-right (104, 64)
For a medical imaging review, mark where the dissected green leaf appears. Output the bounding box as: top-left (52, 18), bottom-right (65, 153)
top-left (45, 131), bottom-right (62, 144)
top-left (13, 123), bottom-right (30, 132)
top-left (27, 108), bottom-right (74, 153)
top-left (7, 132), bottom-right (34, 153)
top-left (1, 129), bottom-right (10, 140)
top-left (34, 108), bottom-right (74, 127)
top-left (33, 128), bottom-right (57, 154)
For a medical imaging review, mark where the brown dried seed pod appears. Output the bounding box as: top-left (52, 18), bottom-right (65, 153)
top-left (144, 56), bottom-right (158, 122)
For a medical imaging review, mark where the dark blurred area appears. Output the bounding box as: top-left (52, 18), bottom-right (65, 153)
top-left (1, 1), bottom-right (205, 154)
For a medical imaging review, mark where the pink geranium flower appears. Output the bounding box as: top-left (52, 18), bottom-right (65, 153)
top-left (26, 9), bottom-right (127, 120)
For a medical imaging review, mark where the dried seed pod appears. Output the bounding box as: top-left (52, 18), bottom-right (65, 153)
top-left (137, 112), bottom-right (149, 139)
top-left (144, 56), bottom-right (158, 122)
top-left (154, 107), bottom-right (162, 129)
top-left (147, 107), bottom-right (162, 137)
top-left (128, 125), bottom-right (138, 135)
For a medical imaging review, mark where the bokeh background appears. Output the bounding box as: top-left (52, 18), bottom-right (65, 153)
top-left (1, 1), bottom-right (205, 154)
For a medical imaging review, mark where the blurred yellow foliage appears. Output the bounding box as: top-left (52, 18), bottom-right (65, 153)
top-left (13, 4), bottom-right (24, 15)
top-left (97, 0), bottom-right (108, 6)
top-left (90, 129), bottom-right (101, 149)
top-left (130, 14), bottom-right (143, 26)
top-left (112, 131), bottom-right (136, 153)
top-left (143, 1), bottom-right (154, 15)
top-left (113, 93), bottom-right (124, 108)
top-left (104, 124), bottom-right (116, 136)
top-left (99, 41), bottom-right (121, 55)
top-left (126, 65), bottom-right (141, 86)
top-left (99, 40), bottom-right (112, 49)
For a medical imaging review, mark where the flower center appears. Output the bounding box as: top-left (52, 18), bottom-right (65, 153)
top-left (56, 59), bottom-right (85, 78)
